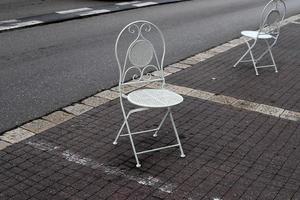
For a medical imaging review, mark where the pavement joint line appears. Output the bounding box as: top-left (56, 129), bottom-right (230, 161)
top-left (0, 0), bottom-right (187, 33)
top-left (1, 13), bottom-right (299, 150)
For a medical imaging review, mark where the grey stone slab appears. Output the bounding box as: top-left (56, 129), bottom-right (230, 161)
top-left (164, 84), bottom-right (193, 95)
top-left (82, 96), bottom-right (109, 107)
top-left (22, 119), bottom-right (56, 133)
top-left (152, 70), bottom-right (171, 77)
top-left (0, 140), bottom-right (11, 150)
top-left (95, 90), bottom-right (119, 100)
top-left (255, 104), bottom-right (285, 117)
top-left (209, 94), bottom-right (238, 105)
top-left (43, 111), bottom-right (75, 124)
top-left (232, 100), bottom-right (261, 112)
top-left (0, 128), bottom-right (35, 143)
top-left (111, 85), bottom-right (137, 94)
top-left (164, 66), bottom-right (182, 74)
top-left (63, 103), bottom-right (93, 116)
top-left (187, 89), bottom-right (215, 100)
top-left (168, 63), bottom-right (191, 69)
top-left (280, 110), bottom-right (300, 121)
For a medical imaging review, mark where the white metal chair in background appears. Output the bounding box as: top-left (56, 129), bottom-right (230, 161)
top-left (113, 20), bottom-right (185, 167)
top-left (234, 0), bottom-right (286, 75)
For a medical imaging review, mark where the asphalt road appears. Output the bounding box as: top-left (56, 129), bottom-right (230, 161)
top-left (0, 0), bottom-right (300, 133)
top-left (0, 0), bottom-right (114, 20)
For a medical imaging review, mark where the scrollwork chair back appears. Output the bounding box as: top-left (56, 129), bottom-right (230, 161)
top-left (115, 20), bottom-right (166, 94)
top-left (259, 0), bottom-right (286, 38)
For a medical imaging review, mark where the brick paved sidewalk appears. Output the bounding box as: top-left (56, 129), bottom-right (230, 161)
top-left (1, 21), bottom-right (300, 200)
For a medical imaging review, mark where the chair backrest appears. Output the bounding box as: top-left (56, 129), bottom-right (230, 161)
top-left (115, 20), bottom-right (166, 93)
top-left (259, 0), bottom-right (286, 37)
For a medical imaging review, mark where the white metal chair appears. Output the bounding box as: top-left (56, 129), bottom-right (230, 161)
top-left (113, 20), bottom-right (185, 167)
top-left (234, 0), bottom-right (286, 75)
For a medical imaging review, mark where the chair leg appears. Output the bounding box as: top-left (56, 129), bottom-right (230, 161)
top-left (124, 119), bottom-right (141, 168)
top-left (269, 48), bottom-right (278, 73)
top-left (233, 47), bottom-right (251, 68)
top-left (245, 40), bottom-right (259, 76)
top-left (113, 120), bottom-right (126, 145)
top-left (266, 41), bottom-right (278, 73)
top-left (153, 109), bottom-right (169, 137)
top-left (169, 108), bottom-right (185, 158)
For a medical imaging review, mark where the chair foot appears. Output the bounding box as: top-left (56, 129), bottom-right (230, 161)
top-left (180, 154), bottom-right (186, 158)
top-left (153, 133), bottom-right (158, 137)
top-left (275, 70), bottom-right (278, 73)
top-left (136, 163), bottom-right (141, 168)
top-left (113, 141), bottom-right (118, 145)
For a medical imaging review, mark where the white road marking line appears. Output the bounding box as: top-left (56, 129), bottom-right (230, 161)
top-left (0, 20), bottom-right (43, 31)
top-left (56, 7), bottom-right (92, 14)
top-left (133, 2), bottom-right (158, 7)
top-left (79, 9), bottom-right (110, 16)
top-left (0, 19), bottom-right (19, 24)
top-left (27, 140), bottom-right (177, 194)
top-left (116, 1), bottom-right (141, 6)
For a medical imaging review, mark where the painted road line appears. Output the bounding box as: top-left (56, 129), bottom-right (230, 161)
top-left (56, 7), bottom-right (92, 14)
top-left (116, 1), bottom-right (141, 6)
top-left (0, 20), bottom-right (43, 31)
top-left (133, 2), bottom-right (158, 7)
top-left (79, 9), bottom-right (110, 16)
top-left (0, 19), bottom-right (19, 24)
top-left (147, 83), bottom-right (300, 122)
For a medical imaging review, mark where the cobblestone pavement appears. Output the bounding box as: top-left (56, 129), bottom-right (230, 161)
top-left (168, 23), bottom-right (300, 112)
top-left (1, 20), bottom-right (300, 200)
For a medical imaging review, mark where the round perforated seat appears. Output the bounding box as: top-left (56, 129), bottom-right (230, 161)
top-left (241, 30), bottom-right (273, 39)
top-left (127, 89), bottom-right (183, 108)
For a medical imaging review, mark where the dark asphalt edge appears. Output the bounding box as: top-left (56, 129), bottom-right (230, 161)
top-left (0, 0), bottom-right (189, 33)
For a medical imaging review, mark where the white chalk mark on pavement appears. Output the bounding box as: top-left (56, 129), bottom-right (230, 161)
top-left (27, 140), bottom-right (177, 194)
